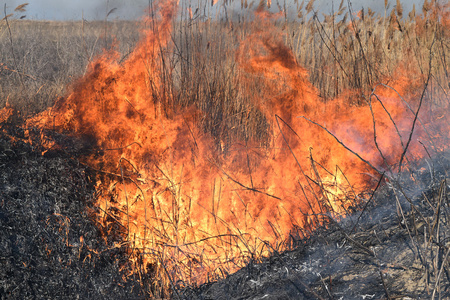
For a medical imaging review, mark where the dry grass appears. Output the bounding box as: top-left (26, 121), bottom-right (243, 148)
top-left (286, 0), bottom-right (449, 104)
top-left (1, 1), bottom-right (448, 142)
top-left (0, 19), bottom-right (140, 115)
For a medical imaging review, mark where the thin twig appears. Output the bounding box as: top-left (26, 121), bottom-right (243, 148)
top-left (431, 247), bottom-right (450, 300)
top-left (372, 247), bottom-right (392, 300)
top-left (365, 93), bottom-right (394, 174)
top-left (211, 159), bottom-right (282, 200)
top-left (325, 215), bottom-right (375, 257)
top-left (289, 278), bottom-right (326, 300)
top-left (3, 4), bottom-right (25, 89)
top-left (298, 115), bottom-right (383, 175)
top-left (398, 34), bottom-right (435, 173)
top-left (350, 172), bottom-right (385, 233)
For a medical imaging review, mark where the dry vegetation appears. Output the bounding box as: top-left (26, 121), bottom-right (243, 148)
top-left (1, 1), bottom-right (449, 140)
top-left (1, 0), bottom-right (448, 145)
top-left (287, 0), bottom-right (449, 102)
top-left (1, 0), bottom-right (449, 298)
top-left (0, 18), bottom-right (140, 115)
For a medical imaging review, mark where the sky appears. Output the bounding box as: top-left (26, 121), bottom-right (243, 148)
top-left (2, 0), bottom-right (425, 21)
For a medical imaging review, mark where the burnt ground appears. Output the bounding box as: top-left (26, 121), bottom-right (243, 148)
top-left (0, 123), bottom-right (147, 299)
top-left (182, 155), bottom-right (450, 300)
top-left (1, 118), bottom-right (450, 299)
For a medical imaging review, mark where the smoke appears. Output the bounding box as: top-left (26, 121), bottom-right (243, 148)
top-left (3, 0), bottom-right (149, 20)
top-left (2, 0), bottom-right (424, 20)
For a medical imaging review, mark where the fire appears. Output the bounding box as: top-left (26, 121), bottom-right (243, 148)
top-left (15, 0), bottom-right (449, 293)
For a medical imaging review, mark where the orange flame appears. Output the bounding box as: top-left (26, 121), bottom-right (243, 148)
top-left (23, 1), bottom-right (449, 290)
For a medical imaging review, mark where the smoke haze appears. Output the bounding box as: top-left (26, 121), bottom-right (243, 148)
top-left (2, 0), bottom-right (424, 20)
top-left (3, 0), bottom-right (149, 20)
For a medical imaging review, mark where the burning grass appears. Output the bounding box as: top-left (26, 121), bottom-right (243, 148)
top-left (1, 0), bottom-right (450, 298)
top-left (183, 161), bottom-right (450, 299)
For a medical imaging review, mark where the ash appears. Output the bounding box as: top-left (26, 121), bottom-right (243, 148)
top-left (182, 154), bottom-right (450, 299)
top-left (0, 125), bottom-right (145, 299)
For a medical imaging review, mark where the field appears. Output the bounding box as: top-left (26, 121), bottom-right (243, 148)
top-left (1, 0), bottom-right (449, 298)
top-left (0, 19), bottom-right (140, 114)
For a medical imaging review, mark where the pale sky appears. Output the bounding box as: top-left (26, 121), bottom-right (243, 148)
top-left (1, 0), bottom-right (425, 20)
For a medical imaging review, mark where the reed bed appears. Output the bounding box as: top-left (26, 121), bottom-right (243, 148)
top-left (1, 1), bottom-right (448, 144)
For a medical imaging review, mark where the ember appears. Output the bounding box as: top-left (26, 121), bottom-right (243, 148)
top-left (1, 0), bottom-right (449, 298)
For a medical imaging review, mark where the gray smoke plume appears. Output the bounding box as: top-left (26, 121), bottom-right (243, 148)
top-left (3, 0), bottom-right (149, 20)
top-left (2, 0), bottom-right (424, 20)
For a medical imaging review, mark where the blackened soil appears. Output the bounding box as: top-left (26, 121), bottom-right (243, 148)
top-left (0, 127), bottom-right (145, 299)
